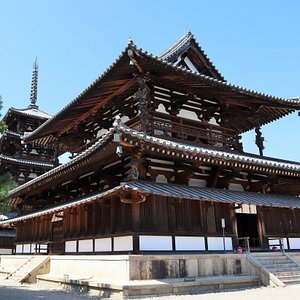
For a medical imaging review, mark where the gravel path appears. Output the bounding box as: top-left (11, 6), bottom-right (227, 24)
top-left (0, 278), bottom-right (300, 300)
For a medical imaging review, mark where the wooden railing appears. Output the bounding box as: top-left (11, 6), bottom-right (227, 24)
top-left (127, 112), bottom-right (242, 151)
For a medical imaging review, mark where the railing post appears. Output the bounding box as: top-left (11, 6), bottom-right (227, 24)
top-left (246, 237), bottom-right (250, 253)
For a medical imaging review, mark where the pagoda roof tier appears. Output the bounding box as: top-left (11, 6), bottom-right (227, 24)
top-left (1, 129), bottom-right (22, 139)
top-left (2, 180), bottom-right (300, 228)
top-left (24, 42), bottom-right (300, 148)
top-left (9, 121), bottom-right (300, 200)
top-left (0, 154), bottom-right (54, 168)
top-left (3, 107), bottom-right (52, 121)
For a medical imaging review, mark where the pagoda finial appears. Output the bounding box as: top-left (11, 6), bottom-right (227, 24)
top-left (28, 58), bottom-right (39, 109)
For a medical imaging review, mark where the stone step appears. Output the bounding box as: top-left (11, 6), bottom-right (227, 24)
top-left (273, 271), bottom-right (300, 277)
top-left (37, 274), bottom-right (261, 297)
top-left (266, 267), bottom-right (300, 274)
top-left (256, 259), bottom-right (291, 264)
top-left (251, 252), bottom-right (285, 256)
top-left (281, 278), bottom-right (300, 285)
top-left (263, 263), bottom-right (298, 269)
top-left (276, 274), bottom-right (300, 281)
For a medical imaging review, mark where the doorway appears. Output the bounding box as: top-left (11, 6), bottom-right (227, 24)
top-left (236, 213), bottom-right (260, 248)
top-left (50, 220), bottom-right (64, 254)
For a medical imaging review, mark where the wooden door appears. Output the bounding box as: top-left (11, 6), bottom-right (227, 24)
top-left (50, 220), bottom-right (64, 254)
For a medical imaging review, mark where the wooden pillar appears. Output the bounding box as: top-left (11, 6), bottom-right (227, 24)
top-left (230, 204), bottom-right (238, 249)
top-left (257, 207), bottom-right (266, 248)
top-left (132, 202), bottom-right (140, 254)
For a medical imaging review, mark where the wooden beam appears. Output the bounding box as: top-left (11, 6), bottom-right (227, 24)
top-left (58, 78), bottom-right (137, 136)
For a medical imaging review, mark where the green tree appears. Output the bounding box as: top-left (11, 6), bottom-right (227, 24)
top-left (0, 96), bottom-right (15, 214)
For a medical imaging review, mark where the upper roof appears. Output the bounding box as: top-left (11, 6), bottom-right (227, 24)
top-left (160, 32), bottom-right (224, 81)
top-left (23, 36), bottom-right (300, 148)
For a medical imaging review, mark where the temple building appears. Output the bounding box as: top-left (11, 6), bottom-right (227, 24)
top-left (0, 60), bottom-right (58, 185)
top-left (1, 32), bottom-right (300, 255)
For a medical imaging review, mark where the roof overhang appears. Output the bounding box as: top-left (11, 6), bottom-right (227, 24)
top-left (24, 44), bottom-right (300, 148)
top-left (2, 180), bottom-right (300, 227)
top-left (8, 121), bottom-right (300, 200)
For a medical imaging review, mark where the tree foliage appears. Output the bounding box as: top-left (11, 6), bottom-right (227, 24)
top-left (0, 96), bottom-right (7, 132)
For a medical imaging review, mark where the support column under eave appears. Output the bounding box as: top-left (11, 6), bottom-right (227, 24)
top-left (257, 207), bottom-right (266, 248)
top-left (230, 203), bottom-right (238, 250)
top-left (132, 202), bottom-right (141, 253)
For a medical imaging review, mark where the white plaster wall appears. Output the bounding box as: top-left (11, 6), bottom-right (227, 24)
top-left (288, 238), bottom-right (300, 250)
top-left (155, 103), bottom-right (168, 114)
top-left (207, 237), bottom-right (233, 251)
top-left (188, 178), bottom-right (206, 188)
top-left (78, 239), bottom-right (93, 252)
top-left (156, 174), bottom-right (168, 183)
top-left (40, 244), bottom-right (48, 254)
top-left (228, 183), bottom-right (244, 191)
top-left (65, 241), bottom-right (77, 253)
top-left (113, 236), bottom-right (133, 252)
top-left (175, 236), bottom-right (205, 251)
top-left (23, 244), bottom-right (31, 253)
top-left (16, 244), bottom-right (23, 254)
top-left (31, 244), bottom-right (36, 253)
top-left (139, 236), bottom-right (172, 251)
top-left (178, 109), bottom-right (199, 121)
top-left (183, 56), bottom-right (199, 73)
top-left (95, 238), bottom-right (112, 252)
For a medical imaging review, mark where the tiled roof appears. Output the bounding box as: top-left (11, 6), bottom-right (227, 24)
top-left (9, 120), bottom-right (300, 199)
top-left (7, 107), bottom-right (52, 120)
top-left (25, 40), bottom-right (300, 145)
top-left (117, 121), bottom-right (300, 174)
top-left (136, 45), bottom-right (300, 107)
top-left (2, 180), bottom-right (300, 226)
top-left (2, 130), bottom-right (22, 139)
top-left (0, 229), bottom-right (16, 237)
top-left (159, 32), bottom-right (224, 81)
top-left (124, 181), bottom-right (300, 209)
top-left (0, 154), bottom-right (54, 168)
top-left (9, 127), bottom-right (115, 197)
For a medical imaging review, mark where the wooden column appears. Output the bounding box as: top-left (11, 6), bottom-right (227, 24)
top-left (230, 204), bottom-right (238, 249)
top-left (257, 207), bottom-right (266, 248)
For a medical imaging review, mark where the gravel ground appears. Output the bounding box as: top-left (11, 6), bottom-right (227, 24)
top-left (0, 278), bottom-right (300, 300)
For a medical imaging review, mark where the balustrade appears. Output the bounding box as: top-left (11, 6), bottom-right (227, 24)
top-left (127, 112), bottom-right (242, 151)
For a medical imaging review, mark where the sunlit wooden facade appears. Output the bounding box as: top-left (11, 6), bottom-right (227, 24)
top-left (2, 33), bottom-right (300, 254)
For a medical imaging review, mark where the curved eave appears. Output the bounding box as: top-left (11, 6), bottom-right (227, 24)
top-left (9, 127), bottom-right (115, 198)
top-left (0, 154), bottom-right (54, 168)
top-left (24, 43), bottom-right (300, 146)
top-left (9, 122), bottom-right (300, 200)
top-left (4, 107), bottom-right (51, 121)
top-left (24, 44), bottom-right (135, 145)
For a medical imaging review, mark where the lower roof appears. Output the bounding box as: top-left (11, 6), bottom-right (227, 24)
top-left (0, 154), bottom-right (54, 168)
top-left (2, 181), bottom-right (300, 227)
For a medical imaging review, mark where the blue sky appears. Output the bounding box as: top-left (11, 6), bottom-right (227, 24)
top-left (0, 0), bottom-right (299, 161)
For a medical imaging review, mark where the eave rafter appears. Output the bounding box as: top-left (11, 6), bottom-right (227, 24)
top-left (57, 77), bottom-right (137, 137)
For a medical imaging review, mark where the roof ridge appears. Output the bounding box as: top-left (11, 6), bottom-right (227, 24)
top-left (159, 31), bottom-right (193, 59)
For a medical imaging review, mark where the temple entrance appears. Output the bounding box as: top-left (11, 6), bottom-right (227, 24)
top-left (236, 213), bottom-right (260, 248)
top-left (50, 218), bottom-right (64, 254)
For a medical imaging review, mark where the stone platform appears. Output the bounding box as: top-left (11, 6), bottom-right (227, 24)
top-left (0, 253), bottom-right (271, 297)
